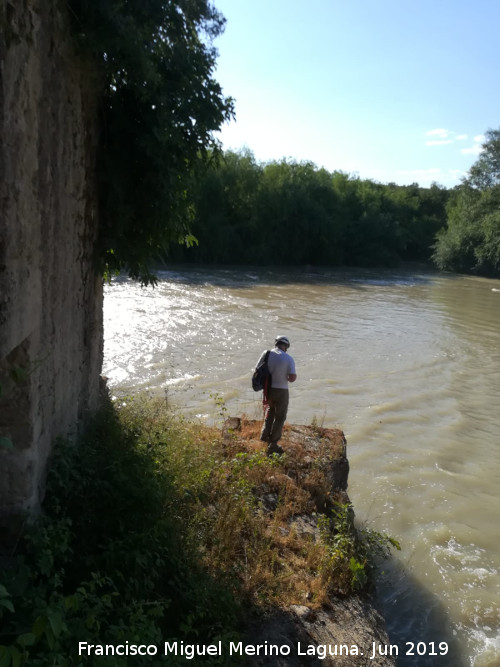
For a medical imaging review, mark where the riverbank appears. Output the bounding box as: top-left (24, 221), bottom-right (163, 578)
top-left (102, 268), bottom-right (500, 665)
top-left (0, 396), bottom-right (399, 665)
top-left (221, 417), bottom-right (397, 666)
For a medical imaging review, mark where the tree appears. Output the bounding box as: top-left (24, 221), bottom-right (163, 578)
top-left (69, 0), bottom-right (234, 284)
top-left (384, 182), bottom-right (448, 261)
top-left (433, 130), bottom-right (500, 276)
top-left (255, 160), bottom-right (342, 265)
top-left (468, 129), bottom-right (500, 189)
top-left (172, 150), bottom-right (449, 269)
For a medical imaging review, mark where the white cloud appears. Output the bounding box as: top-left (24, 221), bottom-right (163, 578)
top-left (426, 128), bottom-right (450, 138)
top-left (460, 135), bottom-right (485, 155)
top-left (425, 129), bottom-right (486, 155)
top-left (461, 144), bottom-right (484, 155)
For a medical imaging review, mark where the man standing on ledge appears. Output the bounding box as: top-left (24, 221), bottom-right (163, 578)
top-left (257, 335), bottom-right (297, 455)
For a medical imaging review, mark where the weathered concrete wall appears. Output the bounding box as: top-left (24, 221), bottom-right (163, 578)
top-left (0, 0), bottom-right (102, 524)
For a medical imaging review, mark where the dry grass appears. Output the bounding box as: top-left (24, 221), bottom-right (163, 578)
top-left (183, 415), bottom-right (350, 606)
top-left (117, 398), bottom-right (388, 611)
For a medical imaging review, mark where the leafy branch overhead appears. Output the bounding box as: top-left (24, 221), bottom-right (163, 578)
top-left (68, 0), bottom-right (234, 284)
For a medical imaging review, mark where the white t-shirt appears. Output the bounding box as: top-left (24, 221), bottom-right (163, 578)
top-left (257, 347), bottom-right (296, 390)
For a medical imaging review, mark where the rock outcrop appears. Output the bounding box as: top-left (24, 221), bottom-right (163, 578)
top-left (0, 1), bottom-right (102, 530)
top-left (246, 597), bottom-right (396, 666)
top-left (223, 418), bottom-right (396, 667)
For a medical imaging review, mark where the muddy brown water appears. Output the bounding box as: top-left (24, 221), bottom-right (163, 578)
top-left (104, 267), bottom-right (500, 666)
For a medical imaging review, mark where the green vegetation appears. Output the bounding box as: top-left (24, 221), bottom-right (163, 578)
top-left (68, 0), bottom-right (234, 285)
top-left (66, 1), bottom-right (500, 281)
top-left (433, 129), bottom-right (500, 276)
top-left (318, 505), bottom-right (400, 594)
top-left (175, 130), bottom-right (500, 277)
top-left (168, 150), bottom-right (449, 268)
top-left (0, 397), bottom-right (398, 666)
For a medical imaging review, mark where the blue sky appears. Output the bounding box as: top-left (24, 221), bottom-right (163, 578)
top-left (211, 0), bottom-right (500, 188)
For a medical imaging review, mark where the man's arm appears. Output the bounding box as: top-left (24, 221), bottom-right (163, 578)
top-left (288, 373), bottom-right (297, 382)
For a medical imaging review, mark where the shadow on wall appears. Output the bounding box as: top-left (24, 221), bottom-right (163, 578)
top-left (0, 0), bottom-right (103, 536)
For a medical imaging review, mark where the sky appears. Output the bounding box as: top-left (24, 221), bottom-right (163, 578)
top-left (211, 0), bottom-right (500, 188)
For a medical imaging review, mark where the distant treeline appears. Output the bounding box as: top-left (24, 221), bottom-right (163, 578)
top-left (168, 150), bottom-right (450, 268)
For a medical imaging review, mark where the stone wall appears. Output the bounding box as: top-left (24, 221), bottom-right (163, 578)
top-left (0, 0), bottom-right (102, 526)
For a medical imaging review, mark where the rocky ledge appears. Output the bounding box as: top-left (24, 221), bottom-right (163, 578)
top-left (222, 418), bottom-right (396, 667)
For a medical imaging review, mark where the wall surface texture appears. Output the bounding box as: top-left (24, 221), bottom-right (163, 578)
top-left (0, 0), bottom-right (103, 525)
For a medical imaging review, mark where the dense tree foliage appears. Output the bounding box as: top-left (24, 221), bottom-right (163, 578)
top-left (69, 0), bottom-right (234, 284)
top-left (67, 3), bottom-right (499, 279)
top-left (169, 150), bottom-right (449, 268)
top-left (433, 129), bottom-right (500, 277)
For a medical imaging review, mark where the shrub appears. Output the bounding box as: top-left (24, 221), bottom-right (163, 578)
top-left (0, 396), bottom-right (399, 665)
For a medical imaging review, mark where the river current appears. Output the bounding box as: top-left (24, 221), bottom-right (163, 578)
top-left (103, 267), bottom-right (500, 666)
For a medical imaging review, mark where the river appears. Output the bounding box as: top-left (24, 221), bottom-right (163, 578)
top-left (103, 266), bottom-right (500, 667)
